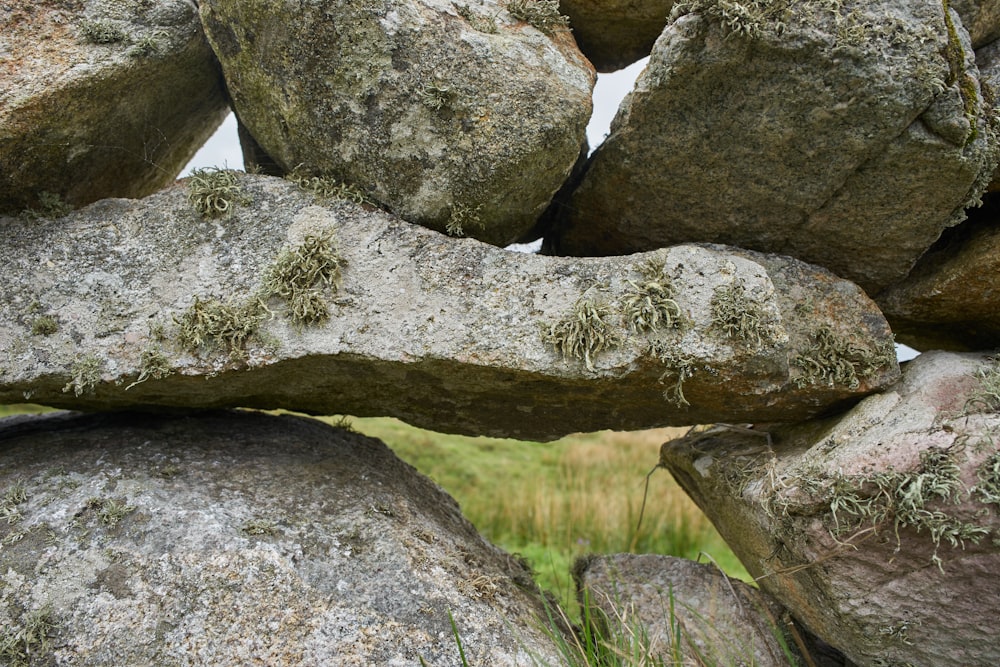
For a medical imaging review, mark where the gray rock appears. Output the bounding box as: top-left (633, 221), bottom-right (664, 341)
top-left (574, 553), bottom-right (803, 666)
top-left (198, 0), bottom-right (594, 247)
top-left (0, 0), bottom-right (229, 214)
top-left (0, 174), bottom-right (898, 439)
top-left (877, 209), bottom-right (1000, 351)
top-left (954, 0), bottom-right (1000, 47)
top-left (659, 351), bottom-right (1000, 667)
top-left (554, 0), bottom-right (999, 294)
top-left (0, 409), bottom-right (564, 665)
top-left (558, 0), bottom-right (672, 71)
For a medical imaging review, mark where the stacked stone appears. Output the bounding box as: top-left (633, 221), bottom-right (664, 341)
top-left (0, 0), bottom-right (998, 664)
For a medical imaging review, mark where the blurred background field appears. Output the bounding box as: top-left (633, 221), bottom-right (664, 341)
top-left (320, 415), bottom-right (750, 618)
top-left (0, 404), bottom-right (748, 619)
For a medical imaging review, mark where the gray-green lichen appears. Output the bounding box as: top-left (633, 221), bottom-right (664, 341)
top-left (455, 3), bottom-right (499, 33)
top-left (710, 279), bottom-right (773, 350)
top-left (78, 19), bottom-right (129, 45)
top-left (174, 296), bottom-right (267, 360)
top-left (974, 449), bottom-right (1000, 507)
top-left (0, 606), bottom-right (56, 667)
top-left (669, 0), bottom-right (792, 40)
top-left (650, 341), bottom-right (696, 408)
top-left (445, 203), bottom-right (484, 237)
top-left (545, 288), bottom-right (622, 372)
top-left (505, 0), bottom-right (569, 34)
top-left (18, 192), bottom-right (72, 221)
top-left (793, 326), bottom-right (895, 389)
top-left (86, 496), bottom-right (136, 528)
top-left (261, 232), bottom-right (344, 326)
top-left (965, 357), bottom-right (1000, 413)
top-left (285, 167), bottom-right (368, 204)
top-left (62, 355), bottom-right (103, 397)
top-left (419, 83), bottom-right (453, 111)
top-left (1, 482), bottom-right (27, 525)
top-left (125, 348), bottom-right (174, 390)
top-left (800, 446), bottom-right (991, 569)
top-left (621, 259), bottom-right (684, 333)
top-left (30, 316), bottom-right (58, 337)
top-left (187, 168), bottom-right (247, 218)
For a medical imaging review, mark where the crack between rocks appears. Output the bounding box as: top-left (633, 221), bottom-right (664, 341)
top-left (778, 99), bottom-right (938, 258)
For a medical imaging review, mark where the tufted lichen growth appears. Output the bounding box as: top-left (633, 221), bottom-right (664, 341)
top-left (175, 296), bottom-right (267, 359)
top-left (78, 19), bottom-right (129, 45)
top-left (187, 168), bottom-right (247, 218)
top-left (0, 606), bottom-right (56, 667)
top-left (965, 357), bottom-right (1000, 413)
top-left (545, 288), bottom-right (622, 371)
top-left (710, 279), bottom-right (772, 350)
top-left (125, 348), bottom-right (174, 390)
top-left (445, 203), bottom-right (484, 237)
top-left (621, 259), bottom-right (685, 333)
top-left (808, 446), bottom-right (990, 569)
top-left (285, 167), bottom-right (368, 204)
top-left (63, 355), bottom-right (103, 397)
top-left (261, 232), bottom-right (344, 326)
top-left (793, 326), bottom-right (895, 389)
top-left (505, 0), bottom-right (569, 34)
top-left (650, 341), bottom-right (696, 408)
top-left (670, 0), bottom-right (791, 39)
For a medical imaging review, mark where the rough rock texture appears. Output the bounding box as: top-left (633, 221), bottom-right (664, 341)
top-left (198, 0), bottom-right (594, 247)
top-left (954, 0), bottom-right (1000, 47)
top-left (0, 0), bottom-right (229, 214)
top-left (0, 410), bottom-right (564, 665)
top-left (659, 351), bottom-right (1000, 667)
top-left (975, 38), bottom-right (1000, 190)
top-left (554, 0), bottom-right (999, 294)
top-left (876, 199), bottom-right (1000, 351)
top-left (0, 174), bottom-right (898, 439)
top-left (558, 0), bottom-right (672, 71)
top-left (575, 554), bottom-right (801, 666)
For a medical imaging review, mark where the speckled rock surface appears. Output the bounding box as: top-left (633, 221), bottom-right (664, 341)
top-left (198, 0), bottom-right (594, 247)
top-left (554, 0), bottom-right (1000, 294)
top-left (558, 0), bottom-right (672, 71)
top-left (954, 0), bottom-right (1000, 47)
top-left (0, 0), bottom-right (229, 214)
top-left (0, 174), bottom-right (898, 439)
top-left (0, 410), bottom-right (564, 665)
top-left (575, 554), bottom-right (801, 666)
top-left (876, 199), bottom-right (1000, 351)
top-left (659, 351), bottom-right (1000, 667)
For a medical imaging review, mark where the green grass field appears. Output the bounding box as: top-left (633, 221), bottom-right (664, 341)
top-left (0, 405), bottom-right (748, 619)
top-left (317, 415), bottom-right (749, 616)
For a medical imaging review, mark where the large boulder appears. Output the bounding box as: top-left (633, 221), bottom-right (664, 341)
top-left (198, 0), bottom-right (594, 247)
top-left (574, 554), bottom-right (810, 666)
top-left (659, 351), bottom-right (1000, 667)
top-left (0, 174), bottom-right (898, 439)
top-left (553, 0), bottom-right (1000, 294)
top-left (0, 0), bottom-right (229, 215)
top-left (876, 200), bottom-right (1000, 351)
top-left (558, 0), bottom-right (672, 71)
top-left (954, 0), bottom-right (1000, 47)
top-left (0, 409), bottom-right (564, 665)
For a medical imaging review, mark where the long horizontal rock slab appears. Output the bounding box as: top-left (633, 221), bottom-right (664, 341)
top-left (659, 351), bottom-right (1000, 667)
top-left (0, 174), bottom-right (898, 439)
